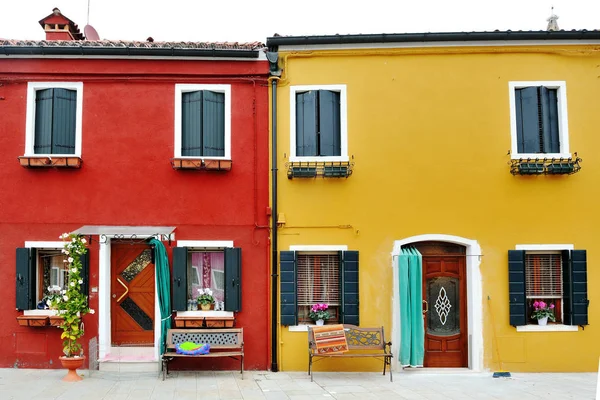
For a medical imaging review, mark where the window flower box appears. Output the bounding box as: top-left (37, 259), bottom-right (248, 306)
top-left (17, 315), bottom-right (49, 327)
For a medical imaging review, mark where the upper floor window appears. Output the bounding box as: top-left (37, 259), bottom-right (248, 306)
top-left (25, 82), bottom-right (83, 156)
top-left (290, 85), bottom-right (348, 162)
top-left (509, 81), bottom-right (569, 159)
top-left (174, 84), bottom-right (231, 160)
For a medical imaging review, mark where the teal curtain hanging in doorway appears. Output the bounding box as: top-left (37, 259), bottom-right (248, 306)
top-left (398, 247), bottom-right (424, 367)
top-left (149, 238), bottom-right (172, 356)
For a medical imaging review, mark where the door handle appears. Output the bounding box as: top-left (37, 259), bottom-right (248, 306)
top-left (116, 277), bottom-right (129, 303)
top-left (423, 300), bottom-right (429, 314)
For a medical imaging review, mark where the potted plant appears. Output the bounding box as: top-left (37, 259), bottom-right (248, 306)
top-left (531, 300), bottom-right (555, 326)
top-left (51, 233), bottom-right (95, 381)
top-left (309, 303), bottom-right (331, 326)
top-left (197, 288), bottom-right (215, 311)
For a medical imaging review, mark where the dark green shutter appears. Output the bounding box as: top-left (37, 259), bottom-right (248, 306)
top-left (341, 250), bottom-right (359, 325)
top-left (515, 87), bottom-right (541, 154)
top-left (539, 87), bottom-right (560, 154)
top-left (34, 89), bottom-right (54, 154)
top-left (508, 250), bottom-right (527, 326)
top-left (564, 250), bottom-right (588, 326)
top-left (202, 91), bottom-right (225, 157)
top-left (280, 251), bottom-right (297, 326)
top-left (172, 247), bottom-right (188, 311)
top-left (80, 251), bottom-right (90, 298)
top-left (224, 247), bottom-right (242, 312)
top-left (51, 88), bottom-right (77, 154)
top-left (182, 91), bottom-right (203, 157)
top-left (16, 248), bottom-right (35, 310)
top-left (318, 90), bottom-right (341, 157)
top-left (295, 91), bottom-right (317, 156)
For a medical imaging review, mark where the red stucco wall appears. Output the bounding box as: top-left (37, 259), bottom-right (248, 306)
top-left (0, 57), bottom-right (271, 369)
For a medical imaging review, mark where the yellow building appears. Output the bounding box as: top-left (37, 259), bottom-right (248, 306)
top-left (267, 31), bottom-right (598, 373)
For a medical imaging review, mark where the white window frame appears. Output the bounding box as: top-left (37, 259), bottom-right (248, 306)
top-left (25, 82), bottom-right (84, 157)
top-left (514, 244), bottom-right (578, 332)
top-left (22, 241), bottom-right (64, 314)
top-left (288, 244), bottom-right (347, 331)
top-left (174, 84), bottom-right (232, 160)
top-left (290, 85), bottom-right (348, 162)
top-left (508, 81), bottom-right (570, 160)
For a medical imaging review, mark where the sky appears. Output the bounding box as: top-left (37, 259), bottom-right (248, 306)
top-left (1, 0), bottom-right (599, 44)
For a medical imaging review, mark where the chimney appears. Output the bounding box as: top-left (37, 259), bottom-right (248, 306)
top-left (38, 8), bottom-right (84, 41)
top-left (546, 7), bottom-right (560, 32)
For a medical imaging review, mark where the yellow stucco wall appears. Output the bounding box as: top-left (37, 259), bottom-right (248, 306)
top-left (272, 45), bottom-right (599, 372)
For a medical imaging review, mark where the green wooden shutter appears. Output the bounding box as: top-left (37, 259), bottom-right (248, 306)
top-left (564, 250), bottom-right (588, 326)
top-left (202, 91), bottom-right (225, 157)
top-left (16, 248), bottom-right (35, 310)
top-left (172, 247), bottom-right (188, 311)
top-left (318, 90), bottom-right (341, 157)
top-left (224, 247), bottom-right (242, 312)
top-left (51, 88), bottom-right (77, 154)
top-left (34, 89), bottom-right (54, 154)
top-left (515, 87), bottom-right (541, 153)
top-left (295, 91), bottom-right (317, 156)
top-left (508, 250), bottom-right (527, 326)
top-left (181, 91), bottom-right (203, 157)
top-left (341, 250), bottom-right (359, 325)
top-left (280, 251), bottom-right (297, 326)
top-left (539, 87), bottom-right (560, 154)
top-left (80, 251), bottom-right (90, 298)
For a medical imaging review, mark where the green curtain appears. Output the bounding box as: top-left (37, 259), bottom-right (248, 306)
top-left (149, 238), bottom-right (171, 356)
top-left (399, 247), bottom-right (424, 367)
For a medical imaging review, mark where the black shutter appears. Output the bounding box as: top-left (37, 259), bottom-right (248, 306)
top-left (34, 89), bottom-right (54, 154)
top-left (566, 250), bottom-right (588, 326)
top-left (508, 250), bottom-right (527, 326)
top-left (539, 87), bottom-right (560, 154)
top-left (182, 91), bottom-right (203, 157)
top-left (202, 91), bottom-right (225, 157)
top-left (295, 91), bottom-right (317, 156)
top-left (80, 251), bottom-right (90, 298)
top-left (318, 90), bottom-right (341, 157)
top-left (280, 251), bottom-right (297, 326)
top-left (561, 250), bottom-right (572, 324)
top-left (341, 250), bottom-right (359, 325)
top-left (172, 247), bottom-right (188, 311)
top-left (51, 88), bottom-right (77, 154)
top-left (16, 248), bottom-right (35, 310)
top-left (515, 87), bottom-right (541, 153)
top-left (224, 247), bottom-right (242, 312)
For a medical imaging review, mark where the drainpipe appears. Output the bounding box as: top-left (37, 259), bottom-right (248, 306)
top-left (267, 50), bottom-right (281, 372)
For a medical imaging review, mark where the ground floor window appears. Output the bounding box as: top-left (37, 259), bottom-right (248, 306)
top-left (297, 253), bottom-right (340, 324)
top-left (187, 251), bottom-right (225, 305)
top-left (525, 252), bottom-right (562, 324)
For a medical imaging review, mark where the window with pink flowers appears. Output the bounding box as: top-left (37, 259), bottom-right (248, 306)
top-left (525, 253), bottom-right (562, 324)
top-left (297, 253), bottom-right (340, 324)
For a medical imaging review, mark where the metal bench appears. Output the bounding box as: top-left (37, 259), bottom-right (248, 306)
top-left (162, 328), bottom-right (244, 380)
top-left (308, 324), bottom-right (393, 382)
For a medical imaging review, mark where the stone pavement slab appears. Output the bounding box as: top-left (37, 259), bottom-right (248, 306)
top-left (0, 369), bottom-right (596, 400)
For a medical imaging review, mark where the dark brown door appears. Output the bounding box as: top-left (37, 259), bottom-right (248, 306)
top-left (423, 255), bottom-right (467, 367)
top-left (111, 243), bottom-right (155, 346)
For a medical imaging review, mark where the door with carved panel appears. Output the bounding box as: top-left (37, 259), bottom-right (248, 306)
top-left (422, 255), bottom-right (467, 367)
top-left (111, 243), bottom-right (155, 346)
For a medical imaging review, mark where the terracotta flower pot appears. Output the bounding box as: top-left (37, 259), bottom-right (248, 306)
top-left (59, 356), bottom-right (85, 382)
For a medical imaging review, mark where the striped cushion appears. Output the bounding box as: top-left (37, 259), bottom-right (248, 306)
top-left (312, 324), bottom-right (348, 354)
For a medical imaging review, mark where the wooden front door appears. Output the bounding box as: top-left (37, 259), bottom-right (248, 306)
top-left (111, 243), bottom-right (155, 346)
top-left (423, 255), bottom-right (467, 367)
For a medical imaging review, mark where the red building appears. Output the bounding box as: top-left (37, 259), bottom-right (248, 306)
top-left (0, 9), bottom-right (270, 371)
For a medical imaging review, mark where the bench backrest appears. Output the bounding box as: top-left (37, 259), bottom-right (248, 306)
top-left (308, 324), bottom-right (386, 351)
top-left (167, 328), bottom-right (243, 351)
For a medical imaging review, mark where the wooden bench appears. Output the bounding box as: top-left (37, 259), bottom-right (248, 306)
top-left (162, 328), bottom-right (244, 380)
top-left (308, 324), bottom-right (393, 382)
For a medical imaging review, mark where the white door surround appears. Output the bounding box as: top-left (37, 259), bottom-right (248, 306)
top-left (391, 234), bottom-right (483, 372)
top-left (98, 237), bottom-right (162, 362)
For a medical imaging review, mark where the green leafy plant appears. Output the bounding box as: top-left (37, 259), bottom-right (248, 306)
top-left (52, 233), bottom-right (94, 357)
top-left (531, 300), bottom-right (556, 322)
top-left (197, 288), bottom-right (215, 305)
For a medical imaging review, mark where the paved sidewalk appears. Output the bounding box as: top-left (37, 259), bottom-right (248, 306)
top-left (0, 368), bottom-right (597, 399)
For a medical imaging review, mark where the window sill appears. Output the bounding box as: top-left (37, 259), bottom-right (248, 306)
top-left (516, 324), bottom-right (579, 332)
top-left (289, 324), bottom-right (328, 332)
top-left (24, 309), bottom-right (59, 316)
top-left (170, 158), bottom-right (232, 171)
top-left (175, 311), bottom-right (234, 328)
top-left (19, 156), bottom-right (82, 168)
top-left (510, 153), bottom-right (572, 160)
